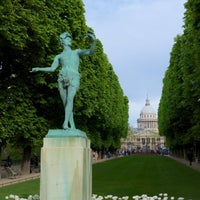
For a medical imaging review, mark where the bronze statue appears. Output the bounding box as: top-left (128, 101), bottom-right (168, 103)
top-left (31, 31), bottom-right (96, 130)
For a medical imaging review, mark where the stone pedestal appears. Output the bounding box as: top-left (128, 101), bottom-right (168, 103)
top-left (40, 129), bottom-right (92, 200)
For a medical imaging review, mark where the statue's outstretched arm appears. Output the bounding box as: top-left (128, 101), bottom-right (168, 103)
top-left (78, 32), bottom-right (96, 56)
top-left (31, 55), bottom-right (60, 72)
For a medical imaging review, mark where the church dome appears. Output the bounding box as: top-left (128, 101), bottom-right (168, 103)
top-left (137, 98), bottom-right (158, 130)
top-left (141, 98), bottom-right (156, 115)
top-left (139, 98), bottom-right (157, 120)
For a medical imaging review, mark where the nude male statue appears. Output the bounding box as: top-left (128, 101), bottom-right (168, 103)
top-left (31, 31), bottom-right (96, 130)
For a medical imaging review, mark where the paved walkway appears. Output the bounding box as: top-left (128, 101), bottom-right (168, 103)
top-left (0, 173), bottom-right (40, 187)
top-left (0, 156), bottom-right (199, 187)
top-left (167, 155), bottom-right (200, 172)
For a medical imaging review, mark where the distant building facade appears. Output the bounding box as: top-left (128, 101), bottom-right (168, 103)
top-left (121, 98), bottom-right (165, 153)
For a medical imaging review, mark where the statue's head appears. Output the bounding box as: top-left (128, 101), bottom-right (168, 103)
top-left (60, 32), bottom-right (72, 47)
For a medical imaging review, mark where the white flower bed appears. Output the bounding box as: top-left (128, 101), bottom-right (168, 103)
top-left (92, 194), bottom-right (187, 200)
top-left (5, 194), bottom-right (39, 200)
top-left (5, 193), bottom-right (189, 200)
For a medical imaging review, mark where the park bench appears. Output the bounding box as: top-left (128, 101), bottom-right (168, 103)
top-left (4, 166), bottom-right (18, 179)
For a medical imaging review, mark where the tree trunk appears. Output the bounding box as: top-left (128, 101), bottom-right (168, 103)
top-left (21, 145), bottom-right (31, 175)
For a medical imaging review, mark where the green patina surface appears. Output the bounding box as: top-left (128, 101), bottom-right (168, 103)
top-left (31, 31), bottom-right (96, 130)
top-left (46, 129), bottom-right (87, 138)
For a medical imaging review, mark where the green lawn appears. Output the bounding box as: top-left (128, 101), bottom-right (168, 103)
top-left (0, 155), bottom-right (200, 199)
top-left (92, 155), bottom-right (200, 199)
top-left (0, 178), bottom-right (40, 199)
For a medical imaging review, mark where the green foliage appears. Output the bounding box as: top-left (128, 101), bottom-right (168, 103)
top-left (159, 0), bottom-right (200, 149)
top-left (0, 79), bottom-right (48, 148)
top-left (75, 40), bottom-right (128, 150)
top-left (0, 0), bottom-right (128, 158)
top-left (182, 0), bottom-right (200, 142)
top-left (158, 35), bottom-right (190, 146)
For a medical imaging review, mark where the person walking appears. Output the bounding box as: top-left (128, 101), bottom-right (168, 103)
top-left (187, 148), bottom-right (193, 166)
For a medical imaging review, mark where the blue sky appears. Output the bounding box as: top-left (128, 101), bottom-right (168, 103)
top-left (83, 0), bottom-right (187, 127)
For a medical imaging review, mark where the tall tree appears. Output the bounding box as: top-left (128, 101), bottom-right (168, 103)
top-left (75, 40), bottom-right (128, 150)
top-left (182, 0), bottom-right (200, 142)
top-left (159, 0), bottom-right (200, 154)
top-left (0, 0), bottom-right (128, 174)
top-left (0, 0), bottom-right (76, 173)
top-left (158, 35), bottom-right (191, 147)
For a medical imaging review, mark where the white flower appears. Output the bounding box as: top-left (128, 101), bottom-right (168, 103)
top-left (27, 195), bottom-right (33, 200)
top-left (32, 194), bottom-right (40, 200)
top-left (97, 196), bottom-right (103, 200)
top-left (14, 195), bottom-right (19, 200)
top-left (112, 196), bottom-right (118, 200)
top-left (105, 195), bottom-right (113, 199)
top-left (132, 195), bottom-right (140, 200)
top-left (92, 194), bottom-right (98, 200)
top-left (153, 197), bottom-right (158, 200)
top-left (141, 194), bottom-right (148, 198)
top-left (141, 197), bottom-right (147, 200)
top-left (5, 193), bottom-right (190, 200)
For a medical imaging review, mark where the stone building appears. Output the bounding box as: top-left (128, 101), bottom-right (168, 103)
top-left (137, 98), bottom-right (158, 130)
top-left (121, 98), bottom-right (165, 153)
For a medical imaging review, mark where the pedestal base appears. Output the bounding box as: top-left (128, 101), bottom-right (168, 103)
top-left (40, 130), bottom-right (92, 200)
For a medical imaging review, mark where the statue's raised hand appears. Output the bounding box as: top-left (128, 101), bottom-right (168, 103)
top-left (30, 67), bottom-right (39, 73)
top-left (86, 30), bottom-right (95, 41)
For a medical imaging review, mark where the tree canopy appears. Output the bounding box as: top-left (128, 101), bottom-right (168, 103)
top-left (0, 0), bottom-right (128, 172)
top-left (158, 0), bottom-right (200, 150)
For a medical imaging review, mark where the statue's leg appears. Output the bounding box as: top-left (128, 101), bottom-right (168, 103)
top-left (69, 113), bottom-right (75, 129)
top-left (58, 81), bottom-right (67, 107)
top-left (63, 86), bottom-right (76, 130)
top-left (58, 81), bottom-right (69, 129)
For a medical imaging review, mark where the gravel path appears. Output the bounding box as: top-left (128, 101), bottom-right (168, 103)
top-left (167, 155), bottom-right (200, 172)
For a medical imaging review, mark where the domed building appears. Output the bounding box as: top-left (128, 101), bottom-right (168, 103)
top-left (120, 98), bottom-right (165, 153)
top-left (137, 98), bottom-right (158, 130)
